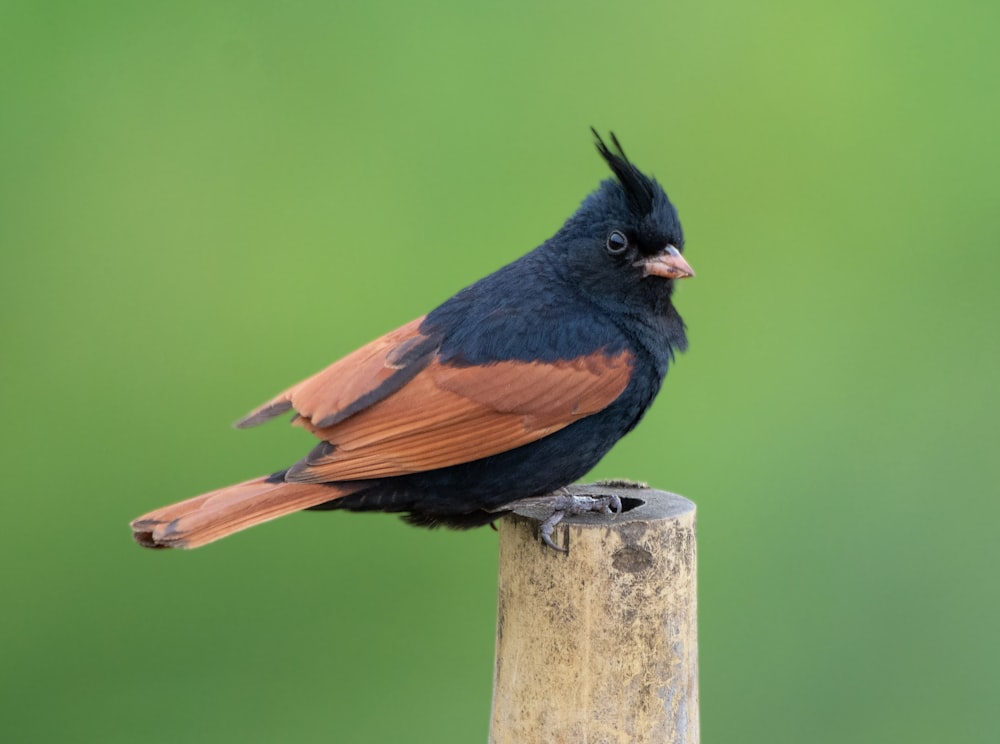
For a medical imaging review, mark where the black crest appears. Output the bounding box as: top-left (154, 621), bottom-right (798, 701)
top-left (592, 129), bottom-right (656, 216)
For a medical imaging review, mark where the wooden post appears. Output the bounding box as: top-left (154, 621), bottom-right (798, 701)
top-left (489, 484), bottom-right (699, 744)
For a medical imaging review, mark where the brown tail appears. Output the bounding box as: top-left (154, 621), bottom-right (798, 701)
top-left (130, 475), bottom-right (358, 549)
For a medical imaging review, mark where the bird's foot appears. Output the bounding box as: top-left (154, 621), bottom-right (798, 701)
top-left (521, 489), bottom-right (622, 552)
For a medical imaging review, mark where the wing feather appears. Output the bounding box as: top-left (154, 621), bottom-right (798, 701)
top-left (286, 352), bottom-right (634, 483)
top-left (235, 317), bottom-right (436, 429)
top-left (236, 315), bottom-right (635, 484)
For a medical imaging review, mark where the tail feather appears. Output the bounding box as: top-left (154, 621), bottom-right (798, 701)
top-left (130, 475), bottom-right (356, 549)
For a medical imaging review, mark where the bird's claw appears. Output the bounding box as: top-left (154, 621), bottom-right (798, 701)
top-left (539, 510), bottom-right (568, 552)
top-left (536, 492), bottom-right (623, 552)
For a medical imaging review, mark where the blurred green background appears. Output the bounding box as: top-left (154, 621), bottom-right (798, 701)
top-left (2, 1), bottom-right (998, 741)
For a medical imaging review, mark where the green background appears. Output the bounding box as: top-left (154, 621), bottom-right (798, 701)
top-left (2, 1), bottom-right (998, 741)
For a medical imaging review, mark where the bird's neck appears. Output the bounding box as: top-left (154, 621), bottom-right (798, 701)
top-left (565, 280), bottom-right (686, 377)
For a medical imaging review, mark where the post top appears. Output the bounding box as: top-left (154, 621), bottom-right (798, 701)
top-left (506, 482), bottom-right (695, 526)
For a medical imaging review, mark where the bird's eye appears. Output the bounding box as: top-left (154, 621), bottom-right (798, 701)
top-left (606, 230), bottom-right (628, 255)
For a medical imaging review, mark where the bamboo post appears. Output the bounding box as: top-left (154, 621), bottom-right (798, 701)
top-left (489, 484), bottom-right (699, 744)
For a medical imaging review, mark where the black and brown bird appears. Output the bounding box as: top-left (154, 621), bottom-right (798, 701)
top-left (131, 131), bottom-right (694, 551)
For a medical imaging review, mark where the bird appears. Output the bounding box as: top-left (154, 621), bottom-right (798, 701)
top-left (130, 130), bottom-right (694, 552)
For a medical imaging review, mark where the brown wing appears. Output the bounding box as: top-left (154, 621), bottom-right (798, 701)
top-left (235, 316), bottom-right (439, 429)
top-left (237, 316), bottom-right (635, 483)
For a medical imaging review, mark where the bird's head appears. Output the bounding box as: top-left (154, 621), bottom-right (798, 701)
top-left (555, 131), bottom-right (694, 310)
